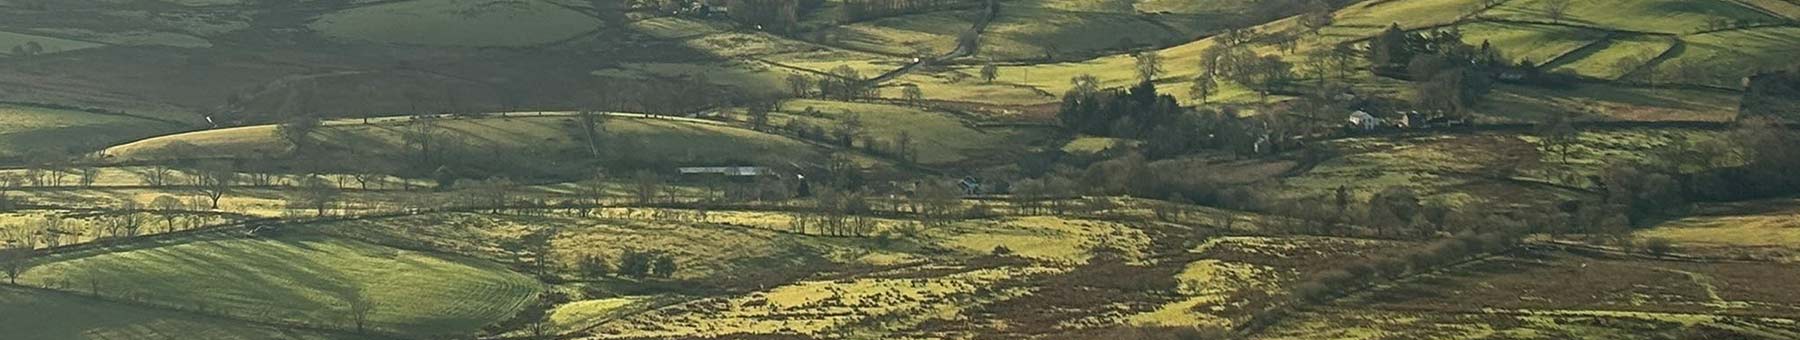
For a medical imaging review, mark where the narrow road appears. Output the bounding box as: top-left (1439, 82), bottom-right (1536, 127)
top-left (865, 0), bottom-right (1000, 85)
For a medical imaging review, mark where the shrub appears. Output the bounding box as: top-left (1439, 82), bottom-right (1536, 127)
top-left (1643, 237), bottom-right (1675, 255)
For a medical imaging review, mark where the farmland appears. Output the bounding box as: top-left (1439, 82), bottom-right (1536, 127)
top-left (1, 0), bottom-right (1798, 339)
top-left (17, 233), bottom-right (543, 337)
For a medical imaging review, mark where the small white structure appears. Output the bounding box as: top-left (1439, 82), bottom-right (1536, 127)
top-left (1347, 110), bottom-right (1381, 130)
top-left (678, 166), bottom-right (769, 177)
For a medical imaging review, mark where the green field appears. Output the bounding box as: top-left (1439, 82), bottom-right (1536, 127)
top-left (19, 233), bottom-right (541, 337)
top-left (1488, 0), bottom-right (1777, 34)
top-left (309, 0), bottom-right (603, 46)
top-left (0, 30), bottom-right (104, 56)
top-left (0, 104), bottom-right (182, 158)
top-left (1457, 21), bottom-right (1604, 67)
top-left (0, 286), bottom-right (372, 340)
top-left (756, 99), bottom-right (1053, 165)
top-left (1638, 198), bottom-right (1800, 260)
top-left (102, 114), bottom-right (849, 169)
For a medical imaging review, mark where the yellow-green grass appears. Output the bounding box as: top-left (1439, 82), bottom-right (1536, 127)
top-left (1474, 83), bottom-right (1742, 123)
top-left (591, 61), bottom-right (801, 97)
top-left (309, 0), bottom-right (603, 47)
top-left (1637, 198), bottom-right (1800, 256)
top-left (549, 296), bottom-right (657, 333)
top-left (1062, 136), bottom-right (1139, 155)
top-left (1330, 0), bottom-right (1484, 33)
top-left (1665, 26), bottom-right (1800, 87)
top-left (1456, 21), bottom-right (1605, 66)
top-left (1551, 35), bottom-right (1678, 80)
top-left (317, 210), bottom-right (911, 282)
top-left (625, 17), bottom-right (728, 39)
top-left (0, 30), bottom-right (104, 56)
top-left (979, 5), bottom-right (1193, 60)
top-left (812, 10), bottom-right (981, 58)
top-left (765, 49), bottom-right (906, 78)
top-left (1741, 0), bottom-right (1800, 19)
top-left (1132, 0), bottom-right (1255, 15)
top-left (104, 115), bottom-right (840, 168)
top-left (765, 99), bottom-right (1053, 165)
top-left (1128, 258), bottom-right (1279, 327)
top-left (680, 30), bottom-right (821, 58)
top-left (0, 210), bottom-right (240, 249)
top-left (589, 266), bottom-right (1051, 339)
top-left (1488, 0), bottom-right (1777, 34)
top-left (931, 215), bottom-right (1152, 264)
top-left (1522, 129), bottom-right (1736, 179)
top-left (0, 104), bottom-right (181, 158)
top-left (0, 286), bottom-right (373, 340)
top-left (886, 71), bottom-right (1060, 106)
top-left (18, 233), bottom-right (542, 337)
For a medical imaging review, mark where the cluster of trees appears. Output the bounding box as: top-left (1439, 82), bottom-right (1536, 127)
top-left (1195, 30), bottom-right (1304, 102)
top-left (7, 41), bottom-right (45, 57)
top-left (1741, 68), bottom-right (1800, 118)
top-left (786, 66), bottom-right (881, 100)
top-left (1057, 79), bottom-right (1182, 138)
top-left (575, 250), bottom-right (678, 279)
top-left (1368, 26), bottom-right (1504, 114)
top-left (840, 0), bottom-right (970, 22)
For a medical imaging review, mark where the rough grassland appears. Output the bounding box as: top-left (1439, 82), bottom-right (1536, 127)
top-left (19, 233), bottom-right (542, 337)
top-left (0, 286), bottom-right (373, 340)
top-left (309, 0), bottom-right (603, 46)
top-left (0, 104), bottom-right (180, 158)
top-left (1666, 26), bottom-right (1800, 86)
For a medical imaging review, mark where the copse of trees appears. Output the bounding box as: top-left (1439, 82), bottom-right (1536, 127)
top-left (1741, 68), bottom-right (1800, 118)
top-left (1368, 26), bottom-right (1504, 115)
top-left (1057, 79), bottom-right (1182, 138)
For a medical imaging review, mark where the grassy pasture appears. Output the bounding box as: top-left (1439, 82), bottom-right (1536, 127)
top-left (1638, 197), bottom-right (1800, 260)
top-left (0, 30), bottom-right (104, 56)
top-left (0, 104), bottom-right (180, 158)
top-left (102, 115), bottom-right (843, 169)
top-left (1456, 21), bottom-right (1604, 67)
top-left (1474, 83), bottom-right (1742, 122)
top-left (933, 216), bottom-right (1152, 264)
top-left (1665, 26), bottom-right (1800, 87)
top-left (757, 99), bottom-right (1054, 165)
top-left (812, 10), bottom-right (982, 58)
top-left (1488, 0), bottom-right (1777, 34)
top-left (309, 0), bottom-right (603, 46)
top-left (18, 233), bottom-right (542, 337)
top-left (0, 286), bottom-right (374, 340)
top-left (1551, 35), bottom-right (1677, 80)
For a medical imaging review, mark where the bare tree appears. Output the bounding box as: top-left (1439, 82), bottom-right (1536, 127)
top-left (193, 162), bottom-right (235, 209)
top-left (980, 63), bottom-right (999, 83)
top-left (1543, 0), bottom-right (1573, 24)
top-left (1134, 51), bottom-right (1164, 82)
top-left (900, 84), bottom-right (925, 106)
top-left (346, 288), bottom-right (377, 333)
top-left (1190, 74), bottom-right (1216, 104)
top-left (298, 175), bottom-right (341, 217)
top-left (0, 242), bottom-right (29, 284)
top-left (151, 195), bottom-right (185, 232)
top-left (632, 170), bottom-right (662, 204)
